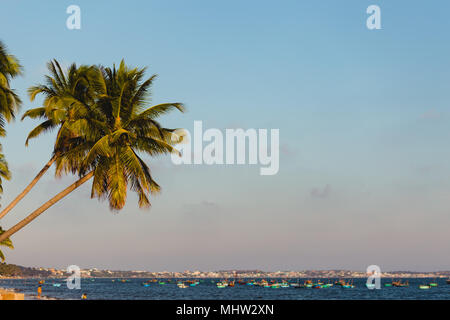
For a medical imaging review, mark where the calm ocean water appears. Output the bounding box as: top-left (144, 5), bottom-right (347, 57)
top-left (0, 278), bottom-right (449, 300)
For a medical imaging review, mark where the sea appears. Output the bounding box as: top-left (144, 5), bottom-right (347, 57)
top-left (0, 278), bottom-right (449, 300)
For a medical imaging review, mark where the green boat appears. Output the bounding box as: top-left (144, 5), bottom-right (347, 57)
top-left (384, 283), bottom-right (392, 287)
top-left (429, 282), bottom-right (438, 287)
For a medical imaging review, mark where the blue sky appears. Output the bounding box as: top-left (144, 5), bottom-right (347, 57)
top-left (0, 0), bottom-right (449, 271)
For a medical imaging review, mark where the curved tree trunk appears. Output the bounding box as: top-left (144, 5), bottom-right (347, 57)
top-left (0, 171), bottom-right (94, 243)
top-left (0, 154), bottom-right (58, 220)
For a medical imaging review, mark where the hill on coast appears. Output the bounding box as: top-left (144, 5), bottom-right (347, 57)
top-left (0, 263), bottom-right (51, 277)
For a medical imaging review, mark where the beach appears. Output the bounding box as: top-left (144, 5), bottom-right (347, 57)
top-left (0, 288), bottom-right (24, 300)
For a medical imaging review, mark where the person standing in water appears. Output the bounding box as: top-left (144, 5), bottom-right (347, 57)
top-left (81, 293), bottom-right (87, 300)
top-left (37, 285), bottom-right (42, 299)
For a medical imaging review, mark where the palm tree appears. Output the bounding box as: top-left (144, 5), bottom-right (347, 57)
top-left (0, 40), bottom-right (21, 261)
top-left (0, 40), bottom-right (21, 206)
top-left (0, 60), bottom-right (98, 220)
top-left (0, 146), bottom-right (11, 200)
top-left (81, 60), bottom-right (185, 210)
top-left (0, 227), bottom-right (13, 262)
top-left (0, 60), bottom-right (185, 242)
top-left (0, 40), bottom-right (22, 137)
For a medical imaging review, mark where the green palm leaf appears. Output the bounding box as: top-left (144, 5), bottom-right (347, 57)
top-left (0, 226), bottom-right (13, 262)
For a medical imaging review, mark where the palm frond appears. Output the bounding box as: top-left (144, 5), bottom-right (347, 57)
top-left (25, 119), bottom-right (56, 146)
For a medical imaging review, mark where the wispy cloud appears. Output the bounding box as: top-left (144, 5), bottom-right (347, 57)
top-left (280, 143), bottom-right (296, 157)
top-left (184, 201), bottom-right (220, 215)
top-left (419, 108), bottom-right (442, 120)
top-left (310, 184), bottom-right (331, 199)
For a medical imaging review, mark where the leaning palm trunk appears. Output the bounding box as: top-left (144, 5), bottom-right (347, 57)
top-left (0, 154), bottom-right (58, 220)
top-left (0, 171), bottom-right (94, 242)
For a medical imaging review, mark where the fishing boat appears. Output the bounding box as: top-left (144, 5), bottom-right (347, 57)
top-left (293, 280), bottom-right (309, 288)
top-left (366, 283), bottom-right (376, 289)
top-left (335, 279), bottom-right (346, 286)
top-left (52, 283), bottom-right (61, 287)
top-left (217, 282), bottom-right (227, 288)
top-left (260, 280), bottom-right (269, 287)
top-left (142, 283), bottom-right (150, 287)
top-left (392, 280), bottom-right (408, 287)
top-left (186, 280), bottom-right (199, 286)
top-left (341, 280), bottom-right (355, 289)
top-left (419, 285), bottom-right (431, 290)
top-left (177, 283), bottom-right (188, 288)
top-left (429, 280), bottom-right (438, 287)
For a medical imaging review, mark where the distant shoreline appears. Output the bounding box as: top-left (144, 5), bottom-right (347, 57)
top-left (3, 263), bottom-right (449, 279)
